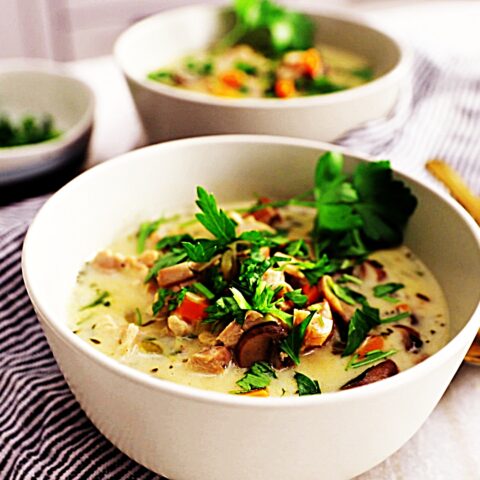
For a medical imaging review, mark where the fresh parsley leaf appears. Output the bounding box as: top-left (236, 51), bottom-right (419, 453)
top-left (0, 113), bottom-right (60, 148)
top-left (311, 153), bottom-right (417, 258)
top-left (145, 251), bottom-right (188, 282)
top-left (373, 282), bottom-right (405, 298)
top-left (137, 218), bottom-right (165, 253)
top-left (152, 288), bottom-right (171, 316)
top-left (285, 239), bottom-right (309, 258)
top-left (195, 187), bottom-right (236, 244)
top-left (203, 266), bottom-right (228, 296)
top-left (182, 239), bottom-right (220, 262)
top-left (342, 305), bottom-right (381, 356)
top-left (235, 61), bottom-right (257, 75)
top-left (380, 311), bottom-right (411, 324)
top-left (353, 161), bottom-right (417, 247)
top-left (337, 273), bottom-right (363, 285)
top-left (294, 372), bottom-right (321, 396)
top-left (238, 230), bottom-right (288, 248)
top-left (346, 349), bottom-right (397, 369)
top-left (236, 361), bottom-right (277, 392)
top-left (295, 254), bottom-right (337, 285)
top-left (192, 282), bottom-right (215, 300)
top-left (350, 67), bottom-right (374, 81)
top-left (156, 234), bottom-right (193, 251)
top-left (281, 310), bottom-right (315, 364)
top-left (224, 0), bottom-right (314, 56)
top-left (205, 296), bottom-right (244, 328)
top-left (327, 278), bottom-right (358, 305)
top-left (236, 253), bottom-right (272, 294)
top-left (79, 290), bottom-right (110, 311)
top-left (135, 307), bottom-right (143, 326)
top-left (284, 289), bottom-right (308, 307)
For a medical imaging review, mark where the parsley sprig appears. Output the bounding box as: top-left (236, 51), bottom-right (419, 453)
top-left (312, 152), bottom-right (417, 257)
top-left (236, 361), bottom-right (277, 393)
top-left (294, 372), bottom-right (321, 396)
top-left (221, 0), bottom-right (314, 56)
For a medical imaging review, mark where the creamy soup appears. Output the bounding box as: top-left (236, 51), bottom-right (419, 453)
top-left (148, 44), bottom-right (372, 99)
top-left (70, 198), bottom-right (449, 397)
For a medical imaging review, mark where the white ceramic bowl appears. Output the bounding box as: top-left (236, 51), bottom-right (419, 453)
top-left (114, 5), bottom-right (409, 144)
top-left (22, 136), bottom-right (480, 480)
top-left (0, 59), bottom-right (94, 186)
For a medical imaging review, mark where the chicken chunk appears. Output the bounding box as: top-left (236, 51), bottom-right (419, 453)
top-left (293, 301), bottom-right (334, 350)
top-left (167, 314), bottom-right (193, 337)
top-left (157, 262), bottom-right (195, 287)
top-left (189, 346), bottom-right (232, 374)
top-left (216, 321), bottom-right (243, 348)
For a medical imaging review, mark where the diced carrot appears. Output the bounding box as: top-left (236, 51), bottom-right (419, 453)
top-left (251, 197), bottom-right (279, 225)
top-left (303, 48), bottom-right (322, 78)
top-left (239, 388), bottom-right (269, 397)
top-left (357, 335), bottom-right (384, 358)
top-left (275, 78), bottom-right (296, 98)
top-left (396, 303), bottom-right (410, 313)
top-left (220, 70), bottom-right (246, 89)
top-left (175, 292), bottom-right (209, 325)
top-left (302, 283), bottom-right (321, 305)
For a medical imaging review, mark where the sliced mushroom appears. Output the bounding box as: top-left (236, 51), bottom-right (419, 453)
top-left (189, 346), bottom-right (232, 374)
top-left (394, 324), bottom-right (423, 353)
top-left (216, 321), bottom-right (244, 348)
top-left (235, 322), bottom-right (288, 368)
top-left (341, 360), bottom-right (399, 390)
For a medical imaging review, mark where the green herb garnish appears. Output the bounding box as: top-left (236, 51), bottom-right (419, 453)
top-left (312, 152), bottom-right (417, 257)
top-left (337, 273), bottom-right (362, 285)
top-left (380, 311), bottom-right (411, 324)
top-left (294, 372), bottom-right (321, 396)
top-left (221, 0), bottom-right (314, 56)
top-left (373, 282), bottom-right (405, 300)
top-left (145, 251), bottom-right (188, 282)
top-left (137, 217), bottom-right (167, 253)
top-left (135, 307), bottom-right (143, 326)
top-left (80, 290), bottom-right (110, 311)
top-left (192, 282), bottom-right (215, 300)
top-left (342, 305), bottom-right (381, 357)
top-left (346, 349), bottom-right (397, 369)
top-left (0, 113), bottom-right (60, 148)
top-left (281, 310), bottom-right (314, 364)
top-left (236, 361), bottom-right (277, 392)
top-left (284, 289), bottom-right (308, 308)
top-left (182, 239), bottom-right (221, 262)
top-left (195, 186), bottom-right (237, 244)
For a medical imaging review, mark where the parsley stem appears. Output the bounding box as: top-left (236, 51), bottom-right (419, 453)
top-left (380, 311), bottom-right (411, 323)
top-left (348, 349), bottom-right (397, 369)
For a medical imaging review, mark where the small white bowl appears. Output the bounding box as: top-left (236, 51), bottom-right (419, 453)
top-left (114, 5), bottom-right (409, 143)
top-left (22, 135), bottom-right (480, 480)
top-left (0, 59), bottom-right (94, 186)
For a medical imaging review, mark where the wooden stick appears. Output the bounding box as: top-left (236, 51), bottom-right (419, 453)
top-left (426, 159), bottom-right (480, 225)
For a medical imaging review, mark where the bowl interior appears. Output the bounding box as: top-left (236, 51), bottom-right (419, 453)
top-left (0, 69), bottom-right (91, 138)
top-left (115, 5), bottom-right (401, 85)
top-left (25, 137), bottom-right (480, 354)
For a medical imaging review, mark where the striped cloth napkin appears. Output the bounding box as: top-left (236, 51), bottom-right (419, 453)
top-left (0, 51), bottom-right (479, 480)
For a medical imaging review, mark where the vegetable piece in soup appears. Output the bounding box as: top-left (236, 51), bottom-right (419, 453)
top-left (70, 152), bottom-right (449, 397)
